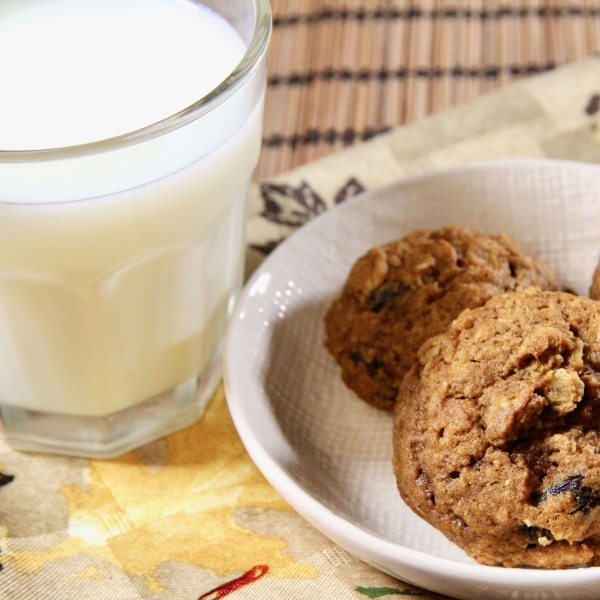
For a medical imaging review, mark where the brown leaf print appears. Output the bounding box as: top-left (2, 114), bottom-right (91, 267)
top-left (586, 94), bottom-right (600, 115)
top-left (254, 177), bottom-right (367, 255)
top-left (250, 239), bottom-right (286, 255)
top-left (335, 177), bottom-right (366, 204)
top-left (0, 473), bottom-right (13, 573)
top-left (260, 181), bottom-right (326, 227)
top-left (0, 472), bottom-right (14, 488)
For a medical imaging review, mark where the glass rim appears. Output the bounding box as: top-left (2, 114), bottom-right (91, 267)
top-left (0, 0), bottom-right (272, 163)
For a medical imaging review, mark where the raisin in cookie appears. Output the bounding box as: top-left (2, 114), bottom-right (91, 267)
top-left (393, 288), bottom-right (600, 568)
top-left (324, 226), bottom-right (558, 410)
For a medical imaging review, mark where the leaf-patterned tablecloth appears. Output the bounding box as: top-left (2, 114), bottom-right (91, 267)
top-left (3, 57), bottom-right (600, 600)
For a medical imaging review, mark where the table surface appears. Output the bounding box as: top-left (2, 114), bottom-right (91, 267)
top-left (256, 0), bottom-right (600, 181)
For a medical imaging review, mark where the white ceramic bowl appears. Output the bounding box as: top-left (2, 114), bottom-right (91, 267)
top-left (224, 159), bottom-right (600, 600)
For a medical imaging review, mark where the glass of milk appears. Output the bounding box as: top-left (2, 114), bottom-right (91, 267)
top-left (0, 0), bottom-right (271, 458)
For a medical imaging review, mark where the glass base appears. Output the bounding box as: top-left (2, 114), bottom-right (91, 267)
top-left (0, 360), bottom-right (222, 459)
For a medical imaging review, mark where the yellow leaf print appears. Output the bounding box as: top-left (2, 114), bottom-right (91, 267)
top-left (8, 385), bottom-right (317, 591)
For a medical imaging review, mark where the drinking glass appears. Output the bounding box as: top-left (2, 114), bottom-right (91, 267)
top-left (0, 0), bottom-right (271, 458)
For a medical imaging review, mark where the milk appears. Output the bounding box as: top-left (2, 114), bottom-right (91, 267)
top-left (0, 0), bottom-right (265, 419)
top-left (0, 0), bottom-right (245, 150)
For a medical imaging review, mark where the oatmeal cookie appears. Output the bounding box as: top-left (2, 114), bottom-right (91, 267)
top-left (324, 226), bottom-right (558, 410)
top-left (393, 288), bottom-right (600, 568)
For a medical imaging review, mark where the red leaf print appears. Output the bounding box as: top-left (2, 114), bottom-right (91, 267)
top-left (198, 565), bottom-right (269, 599)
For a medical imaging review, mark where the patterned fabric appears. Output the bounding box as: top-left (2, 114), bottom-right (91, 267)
top-left (0, 388), bottom-right (438, 599)
top-left (248, 56), bottom-right (600, 270)
top-left (3, 57), bottom-right (600, 599)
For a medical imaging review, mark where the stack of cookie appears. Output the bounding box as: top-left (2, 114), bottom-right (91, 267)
top-left (324, 225), bottom-right (600, 568)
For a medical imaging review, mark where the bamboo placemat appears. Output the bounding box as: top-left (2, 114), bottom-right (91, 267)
top-left (257, 0), bottom-right (600, 181)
